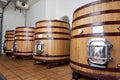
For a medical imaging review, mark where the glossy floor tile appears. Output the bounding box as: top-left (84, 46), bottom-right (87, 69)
top-left (0, 55), bottom-right (94, 80)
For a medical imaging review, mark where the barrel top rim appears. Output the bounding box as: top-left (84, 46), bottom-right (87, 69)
top-left (73, 0), bottom-right (120, 14)
top-left (16, 26), bottom-right (34, 29)
top-left (6, 30), bottom-right (15, 32)
top-left (36, 19), bottom-right (69, 24)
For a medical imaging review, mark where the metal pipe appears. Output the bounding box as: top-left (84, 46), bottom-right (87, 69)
top-left (24, 10), bottom-right (27, 26)
top-left (0, 8), bottom-right (4, 54)
top-left (3, 0), bottom-right (12, 9)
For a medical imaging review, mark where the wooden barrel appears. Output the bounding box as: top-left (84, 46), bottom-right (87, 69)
top-left (13, 27), bottom-right (34, 56)
top-left (33, 20), bottom-right (70, 64)
top-left (4, 30), bottom-right (15, 54)
top-left (70, 0), bottom-right (120, 80)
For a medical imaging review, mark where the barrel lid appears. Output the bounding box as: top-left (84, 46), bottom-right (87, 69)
top-left (36, 19), bottom-right (70, 25)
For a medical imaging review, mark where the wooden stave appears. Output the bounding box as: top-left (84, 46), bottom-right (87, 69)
top-left (14, 27), bottom-right (35, 56)
top-left (71, 0), bottom-right (120, 79)
top-left (4, 30), bottom-right (15, 53)
top-left (34, 20), bottom-right (70, 61)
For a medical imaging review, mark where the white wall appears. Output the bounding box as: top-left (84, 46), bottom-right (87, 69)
top-left (0, 8), bottom-right (2, 12)
top-left (56, 0), bottom-right (98, 28)
top-left (3, 2), bottom-right (25, 33)
top-left (26, 0), bottom-right (46, 27)
top-left (26, 0), bottom-right (58, 27)
top-left (1, 0), bottom-right (100, 53)
top-left (27, 0), bottom-right (99, 27)
top-left (2, 0), bottom-right (100, 35)
top-left (2, 2), bottom-right (25, 53)
top-left (45, 0), bottom-right (56, 20)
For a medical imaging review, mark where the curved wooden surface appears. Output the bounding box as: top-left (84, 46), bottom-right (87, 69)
top-left (71, 0), bottom-right (120, 79)
top-left (13, 27), bottom-right (35, 56)
top-left (4, 30), bottom-right (15, 53)
top-left (34, 20), bottom-right (70, 62)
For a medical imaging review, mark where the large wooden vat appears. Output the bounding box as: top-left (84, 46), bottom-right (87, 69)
top-left (33, 20), bottom-right (70, 68)
top-left (70, 0), bottom-right (120, 80)
top-left (4, 30), bottom-right (15, 55)
top-left (13, 27), bottom-right (34, 57)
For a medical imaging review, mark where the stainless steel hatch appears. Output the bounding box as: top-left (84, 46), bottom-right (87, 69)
top-left (87, 38), bottom-right (113, 68)
top-left (34, 40), bottom-right (44, 55)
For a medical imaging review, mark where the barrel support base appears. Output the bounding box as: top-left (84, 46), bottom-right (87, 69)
top-left (72, 71), bottom-right (98, 80)
top-left (13, 54), bottom-right (33, 59)
top-left (5, 53), bottom-right (13, 56)
top-left (70, 65), bottom-right (118, 80)
top-left (35, 59), bottom-right (69, 69)
top-left (46, 60), bottom-right (69, 69)
top-left (72, 71), bottom-right (82, 80)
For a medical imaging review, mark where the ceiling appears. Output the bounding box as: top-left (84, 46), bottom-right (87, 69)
top-left (12, 0), bottom-right (29, 4)
top-left (27, 0), bottom-right (40, 6)
top-left (0, 0), bottom-right (10, 8)
top-left (0, 0), bottom-right (40, 8)
top-left (12, 0), bottom-right (40, 6)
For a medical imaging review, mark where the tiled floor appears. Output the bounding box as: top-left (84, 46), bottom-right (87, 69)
top-left (0, 55), bottom-right (92, 80)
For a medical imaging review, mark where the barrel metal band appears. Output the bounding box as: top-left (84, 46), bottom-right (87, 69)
top-left (36, 20), bottom-right (69, 24)
top-left (35, 32), bottom-right (69, 35)
top-left (5, 40), bottom-right (14, 41)
top-left (6, 30), bottom-right (15, 32)
top-left (15, 35), bottom-right (34, 37)
top-left (15, 31), bottom-right (34, 33)
top-left (33, 54), bottom-right (70, 57)
top-left (70, 60), bottom-right (120, 72)
top-left (4, 49), bottom-right (12, 51)
top-left (35, 38), bottom-right (70, 40)
top-left (73, 9), bottom-right (120, 22)
top-left (15, 39), bottom-right (34, 41)
top-left (71, 32), bottom-right (120, 39)
top-left (16, 27), bottom-right (34, 29)
top-left (74, 0), bottom-right (120, 14)
top-left (15, 51), bottom-right (33, 53)
top-left (72, 21), bottom-right (120, 31)
top-left (70, 65), bottom-right (118, 80)
top-left (34, 58), bottom-right (69, 63)
top-left (35, 26), bottom-right (69, 30)
top-left (5, 37), bottom-right (14, 38)
top-left (5, 34), bottom-right (14, 35)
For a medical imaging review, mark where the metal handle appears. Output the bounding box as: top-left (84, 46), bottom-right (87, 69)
top-left (47, 35), bottom-right (49, 37)
top-left (78, 29), bottom-right (83, 34)
top-left (117, 26), bottom-right (120, 31)
top-left (45, 53), bottom-right (48, 57)
top-left (117, 63), bottom-right (120, 68)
